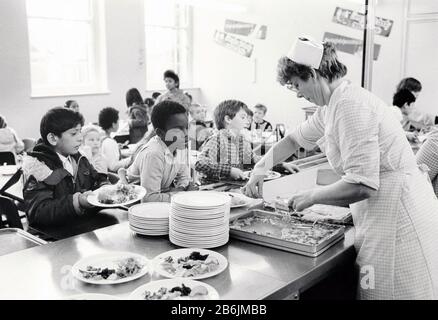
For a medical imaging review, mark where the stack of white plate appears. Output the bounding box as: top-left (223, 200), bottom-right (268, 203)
top-left (170, 191), bottom-right (231, 248)
top-left (128, 202), bottom-right (170, 236)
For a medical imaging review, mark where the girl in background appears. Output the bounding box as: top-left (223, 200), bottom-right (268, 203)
top-left (126, 88), bottom-right (148, 144)
top-left (79, 124), bottom-right (107, 174)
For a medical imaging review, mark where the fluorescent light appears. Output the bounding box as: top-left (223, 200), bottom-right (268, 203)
top-left (176, 0), bottom-right (248, 13)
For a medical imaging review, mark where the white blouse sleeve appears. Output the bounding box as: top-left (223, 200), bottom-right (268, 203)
top-left (290, 106), bottom-right (326, 150)
top-left (333, 99), bottom-right (380, 190)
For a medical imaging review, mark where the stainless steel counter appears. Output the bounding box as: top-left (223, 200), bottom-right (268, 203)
top-left (0, 160), bottom-right (357, 300)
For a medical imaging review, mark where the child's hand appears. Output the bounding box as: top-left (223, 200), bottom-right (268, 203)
top-left (230, 168), bottom-right (246, 180)
top-left (79, 191), bottom-right (94, 209)
top-left (117, 168), bottom-right (129, 184)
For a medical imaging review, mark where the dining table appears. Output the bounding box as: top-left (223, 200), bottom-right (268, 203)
top-left (0, 161), bottom-right (357, 300)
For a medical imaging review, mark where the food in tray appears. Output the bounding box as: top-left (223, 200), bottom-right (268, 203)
top-left (142, 283), bottom-right (209, 300)
top-left (78, 257), bottom-right (144, 281)
top-left (230, 213), bottom-right (342, 246)
top-left (159, 251), bottom-right (220, 277)
top-left (97, 184), bottom-right (138, 205)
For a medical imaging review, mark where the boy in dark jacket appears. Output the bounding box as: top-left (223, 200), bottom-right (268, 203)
top-left (22, 107), bottom-right (116, 239)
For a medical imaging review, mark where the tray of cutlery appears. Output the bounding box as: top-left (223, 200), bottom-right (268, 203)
top-left (229, 210), bottom-right (345, 257)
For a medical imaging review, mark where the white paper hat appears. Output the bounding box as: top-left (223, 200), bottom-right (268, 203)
top-left (286, 37), bottom-right (324, 69)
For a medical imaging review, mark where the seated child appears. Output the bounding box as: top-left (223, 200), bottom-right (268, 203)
top-left (195, 100), bottom-right (262, 181)
top-left (392, 89), bottom-right (421, 142)
top-left (79, 124), bottom-right (107, 174)
top-left (250, 104), bottom-right (273, 132)
top-left (22, 107), bottom-right (113, 239)
top-left (127, 100), bottom-right (192, 202)
top-left (99, 107), bottom-right (131, 172)
top-left (64, 100), bottom-right (79, 112)
top-left (0, 114), bottom-right (24, 154)
top-left (189, 104), bottom-right (214, 150)
top-left (126, 88), bottom-right (149, 144)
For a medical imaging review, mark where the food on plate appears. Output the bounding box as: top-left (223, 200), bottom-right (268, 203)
top-left (142, 283), bottom-right (209, 300)
top-left (97, 184), bottom-right (138, 204)
top-left (78, 257), bottom-right (144, 281)
top-left (159, 251), bottom-right (220, 277)
top-left (230, 213), bottom-right (342, 246)
top-left (228, 193), bottom-right (247, 207)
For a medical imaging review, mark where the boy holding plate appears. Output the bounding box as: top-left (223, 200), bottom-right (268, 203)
top-left (22, 107), bottom-right (116, 239)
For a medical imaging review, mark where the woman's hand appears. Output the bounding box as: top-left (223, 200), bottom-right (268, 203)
top-left (282, 162), bottom-right (300, 174)
top-left (241, 172), bottom-right (265, 198)
top-left (287, 190), bottom-right (315, 212)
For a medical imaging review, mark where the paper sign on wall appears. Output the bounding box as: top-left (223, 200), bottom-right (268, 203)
top-left (332, 7), bottom-right (394, 37)
top-left (214, 30), bottom-right (254, 58)
top-left (224, 19), bottom-right (268, 39)
top-left (323, 32), bottom-right (381, 60)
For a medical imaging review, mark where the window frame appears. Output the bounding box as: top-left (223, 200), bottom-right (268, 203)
top-left (144, 1), bottom-right (193, 90)
top-left (26, 0), bottom-right (108, 98)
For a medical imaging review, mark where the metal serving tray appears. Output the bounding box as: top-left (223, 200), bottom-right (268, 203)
top-left (229, 210), bottom-right (345, 257)
top-left (0, 228), bottom-right (47, 256)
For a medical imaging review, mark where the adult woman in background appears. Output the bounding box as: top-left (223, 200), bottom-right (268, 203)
top-left (126, 88), bottom-right (148, 144)
top-left (242, 37), bottom-right (438, 299)
top-left (155, 70), bottom-right (191, 111)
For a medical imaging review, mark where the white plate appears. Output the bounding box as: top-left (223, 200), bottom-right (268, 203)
top-left (172, 191), bottom-right (230, 209)
top-left (152, 248), bottom-right (228, 280)
top-left (129, 278), bottom-right (219, 300)
top-left (169, 239), bottom-right (229, 249)
top-left (87, 185), bottom-right (146, 208)
top-left (226, 192), bottom-right (252, 208)
top-left (71, 252), bottom-right (149, 285)
top-left (243, 170), bottom-right (281, 181)
top-left (67, 293), bottom-right (120, 300)
top-left (129, 202), bottom-right (170, 219)
top-left (0, 165), bottom-right (17, 176)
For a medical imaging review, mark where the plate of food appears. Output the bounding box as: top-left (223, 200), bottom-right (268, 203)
top-left (87, 184), bottom-right (146, 207)
top-left (129, 278), bottom-right (219, 300)
top-left (71, 252), bottom-right (149, 285)
top-left (226, 192), bottom-right (252, 208)
top-left (152, 248), bottom-right (228, 280)
top-left (243, 170), bottom-right (281, 181)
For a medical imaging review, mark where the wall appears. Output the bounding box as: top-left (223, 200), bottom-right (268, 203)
top-left (191, 0), bottom-right (368, 132)
top-left (0, 0), bottom-right (148, 139)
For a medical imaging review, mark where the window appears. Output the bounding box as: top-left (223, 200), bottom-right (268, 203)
top-left (26, 0), bottom-right (107, 97)
top-left (145, 0), bottom-right (192, 89)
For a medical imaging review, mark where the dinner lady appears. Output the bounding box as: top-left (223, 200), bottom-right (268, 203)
top-left (242, 37), bottom-right (438, 299)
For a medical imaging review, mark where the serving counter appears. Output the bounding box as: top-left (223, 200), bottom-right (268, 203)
top-left (0, 161), bottom-right (357, 300)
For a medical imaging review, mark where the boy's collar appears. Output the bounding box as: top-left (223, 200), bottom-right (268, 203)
top-left (221, 128), bottom-right (241, 139)
top-left (155, 136), bottom-right (179, 157)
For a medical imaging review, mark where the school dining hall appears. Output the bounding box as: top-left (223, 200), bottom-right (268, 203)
top-left (1, 0), bottom-right (438, 303)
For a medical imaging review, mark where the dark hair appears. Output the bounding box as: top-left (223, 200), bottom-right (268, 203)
top-left (0, 115), bottom-right (7, 128)
top-left (144, 97), bottom-right (155, 108)
top-left (64, 100), bottom-right (77, 109)
top-left (152, 92), bottom-right (161, 100)
top-left (396, 77), bottom-right (422, 93)
top-left (163, 70), bottom-right (180, 88)
top-left (393, 89), bottom-right (416, 108)
top-left (185, 92), bottom-right (192, 101)
top-left (254, 103), bottom-right (268, 115)
top-left (277, 42), bottom-right (347, 85)
top-left (151, 100), bottom-right (187, 131)
top-left (126, 88), bottom-right (144, 107)
top-left (242, 105), bottom-right (253, 117)
top-left (214, 100), bottom-right (247, 130)
top-left (40, 107), bottom-right (84, 144)
top-left (98, 107), bottom-right (119, 131)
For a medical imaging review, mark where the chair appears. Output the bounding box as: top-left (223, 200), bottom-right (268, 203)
top-left (0, 152), bottom-right (15, 165)
top-left (22, 138), bottom-right (36, 153)
top-left (0, 196), bottom-right (23, 229)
